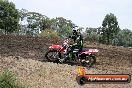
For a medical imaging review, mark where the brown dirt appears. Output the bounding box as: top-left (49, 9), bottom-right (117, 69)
top-left (0, 35), bottom-right (132, 88)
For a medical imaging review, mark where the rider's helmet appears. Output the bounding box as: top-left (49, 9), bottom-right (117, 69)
top-left (72, 26), bottom-right (80, 35)
top-left (72, 29), bottom-right (77, 35)
top-left (77, 28), bottom-right (81, 34)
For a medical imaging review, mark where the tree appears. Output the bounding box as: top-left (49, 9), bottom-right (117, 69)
top-left (26, 12), bottom-right (45, 35)
top-left (0, 0), bottom-right (19, 34)
top-left (101, 13), bottom-right (120, 44)
top-left (51, 17), bottom-right (75, 37)
top-left (85, 27), bottom-right (101, 42)
top-left (116, 29), bottom-right (132, 47)
top-left (19, 9), bottom-right (51, 35)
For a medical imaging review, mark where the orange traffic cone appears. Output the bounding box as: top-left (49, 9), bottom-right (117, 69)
top-left (77, 66), bottom-right (86, 75)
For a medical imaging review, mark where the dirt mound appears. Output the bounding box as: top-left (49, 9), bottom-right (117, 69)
top-left (0, 35), bottom-right (132, 70)
top-left (0, 35), bottom-right (62, 60)
top-left (0, 35), bottom-right (132, 88)
top-left (84, 42), bottom-right (132, 68)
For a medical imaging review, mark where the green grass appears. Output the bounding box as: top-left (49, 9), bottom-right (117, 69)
top-left (0, 69), bottom-right (30, 88)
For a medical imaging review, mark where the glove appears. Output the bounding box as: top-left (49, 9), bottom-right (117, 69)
top-left (73, 43), bottom-right (77, 45)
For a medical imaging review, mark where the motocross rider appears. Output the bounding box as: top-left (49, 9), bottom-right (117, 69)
top-left (61, 27), bottom-right (84, 62)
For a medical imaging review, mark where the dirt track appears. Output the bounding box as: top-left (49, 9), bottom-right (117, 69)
top-left (0, 35), bottom-right (132, 88)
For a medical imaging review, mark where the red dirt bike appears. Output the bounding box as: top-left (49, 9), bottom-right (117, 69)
top-left (45, 38), bottom-right (99, 67)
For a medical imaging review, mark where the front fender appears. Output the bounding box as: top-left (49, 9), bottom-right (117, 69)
top-left (49, 44), bottom-right (63, 49)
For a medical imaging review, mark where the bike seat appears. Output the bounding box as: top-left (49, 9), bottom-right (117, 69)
top-left (81, 48), bottom-right (88, 51)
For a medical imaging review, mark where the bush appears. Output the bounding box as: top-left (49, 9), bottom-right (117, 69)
top-left (0, 70), bottom-right (28, 88)
top-left (39, 29), bottom-right (60, 40)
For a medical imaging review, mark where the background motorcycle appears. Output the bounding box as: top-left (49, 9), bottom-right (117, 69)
top-left (45, 38), bottom-right (99, 68)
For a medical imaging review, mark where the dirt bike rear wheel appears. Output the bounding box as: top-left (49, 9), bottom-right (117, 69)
top-left (45, 49), bottom-right (60, 62)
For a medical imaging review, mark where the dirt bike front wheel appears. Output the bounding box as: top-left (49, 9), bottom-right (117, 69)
top-left (45, 49), bottom-right (60, 62)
